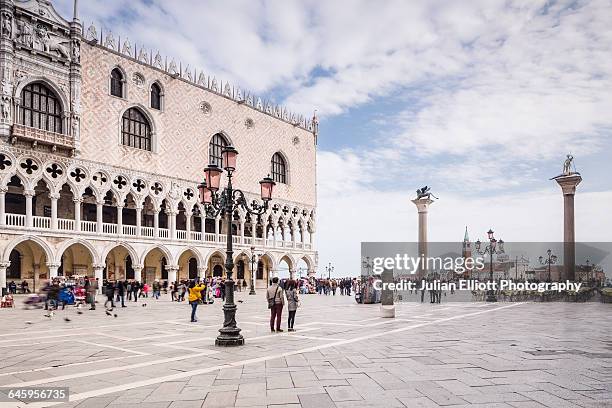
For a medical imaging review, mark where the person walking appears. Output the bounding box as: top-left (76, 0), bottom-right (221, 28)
top-left (117, 280), bottom-right (126, 307)
top-left (285, 280), bottom-right (299, 332)
top-left (104, 281), bottom-right (115, 309)
top-left (266, 277), bottom-right (284, 332)
top-left (188, 280), bottom-right (204, 322)
top-left (132, 281), bottom-right (139, 302)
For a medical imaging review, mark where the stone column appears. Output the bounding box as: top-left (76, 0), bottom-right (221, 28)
top-left (47, 263), bottom-right (60, 280)
top-left (24, 189), bottom-right (34, 228)
top-left (96, 200), bottom-right (103, 234)
top-left (200, 215), bottom-right (206, 241)
top-left (0, 262), bottom-right (8, 296)
top-left (135, 206), bottom-right (142, 237)
top-left (49, 192), bottom-right (59, 230)
top-left (167, 265), bottom-right (178, 284)
top-left (291, 227), bottom-right (296, 248)
top-left (185, 213), bottom-right (192, 240)
top-left (215, 216), bottom-right (220, 242)
top-left (289, 269), bottom-right (296, 280)
top-left (133, 264), bottom-right (143, 282)
top-left (0, 187), bottom-right (6, 226)
top-left (197, 266), bottom-right (206, 280)
top-left (239, 220), bottom-right (245, 244)
top-left (380, 269), bottom-right (395, 318)
top-left (116, 204), bottom-right (123, 235)
top-left (33, 263), bottom-right (40, 292)
top-left (93, 264), bottom-right (105, 294)
top-left (153, 208), bottom-right (160, 238)
top-left (73, 198), bottom-right (82, 232)
top-left (411, 197), bottom-right (434, 279)
top-left (555, 174), bottom-right (582, 281)
top-left (167, 210), bottom-right (175, 239)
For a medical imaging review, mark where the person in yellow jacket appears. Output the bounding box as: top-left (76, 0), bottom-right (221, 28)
top-left (188, 280), bottom-right (205, 322)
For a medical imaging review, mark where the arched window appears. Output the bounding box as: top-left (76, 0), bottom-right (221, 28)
top-left (121, 108), bottom-right (152, 151)
top-left (110, 68), bottom-right (124, 97)
top-left (271, 152), bottom-right (287, 184)
top-left (150, 83), bottom-right (162, 110)
top-left (209, 133), bottom-right (228, 167)
top-left (19, 82), bottom-right (63, 133)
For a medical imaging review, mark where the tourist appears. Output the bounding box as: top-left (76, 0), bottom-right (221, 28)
top-left (132, 281), bottom-right (140, 302)
top-left (285, 279), bottom-right (299, 332)
top-left (171, 281), bottom-right (178, 301)
top-left (152, 280), bottom-right (160, 299)
top-left (117, 280), bottom-right (126, 307)
top-left (266, 276), bottom-right (284, 332)
top-left (8, 280), bottom-right (16, 294)
top-left (188, 280), bottom-right (204, 322)
top-left (104, 281), bottom-right (115, 309)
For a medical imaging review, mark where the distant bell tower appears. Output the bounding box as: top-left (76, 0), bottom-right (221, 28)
top-left (462, 226), bottom-right (472, 277)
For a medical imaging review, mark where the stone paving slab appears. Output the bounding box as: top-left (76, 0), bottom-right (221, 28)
top-left (0, 293), bottom-right (610, 407)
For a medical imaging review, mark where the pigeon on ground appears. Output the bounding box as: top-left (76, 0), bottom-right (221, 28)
top-left (25, 321), bottom-right (32, 325)
top-left (237, 300), bottom-right (244, 303)
top-left (142, 303), bottom-right (147, 307)
top-left (77, 310), bottom-right (83, 315)
top-left (105, 310), bottom-right (112, 316)
top-left (64, 317), bottom-right (71, 322)
top-left (113, 313), bottom-right (118, 318)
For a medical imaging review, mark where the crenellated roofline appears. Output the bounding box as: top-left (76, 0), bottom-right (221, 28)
top-left (82, 22), bottom-right (319, 136)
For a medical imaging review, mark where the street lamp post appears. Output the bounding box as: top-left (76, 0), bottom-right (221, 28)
top-left (198, 145), bottom-right (275, 347)
top-left (249, 246), bottom-right (257, 295)
top-left (538, 249), bottom-right (557, 282)
top-left (475, 229), bottom-right (505, 302)
top-left (325, 262), bottom-right (334, 279)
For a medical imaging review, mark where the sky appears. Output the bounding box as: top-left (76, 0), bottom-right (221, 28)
top-left (56, 0), bottom-right (612, 278)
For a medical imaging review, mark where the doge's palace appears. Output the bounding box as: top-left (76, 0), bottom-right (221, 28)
top-left (0, 0), bottom-right (318, 294)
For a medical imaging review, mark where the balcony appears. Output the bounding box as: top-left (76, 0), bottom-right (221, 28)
top-left (1, 213), bottom-right (314, 251)
top-left (11, 124), bottom-right (75, 150)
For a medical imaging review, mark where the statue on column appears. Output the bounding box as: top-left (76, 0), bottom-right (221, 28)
top-left (552, 154), bottom-right (580, 179)
top-left (415, 186), bottom-right (438, 200)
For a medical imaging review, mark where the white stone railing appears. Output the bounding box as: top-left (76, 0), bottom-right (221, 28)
top-left (2, 213), bottom-right (314, 251)
top-left (102, 223), bottom-right (117, 235)
top-left (33, 216), bottom-right (50, 229)
top-left (58, 218), bottom-right (74, 231)
top-left (142, 226), bottom-right (154, 237)
top-left (6, 213), bottom-right (25, 227)
top-left (81, 220), bottom-right (97, 232)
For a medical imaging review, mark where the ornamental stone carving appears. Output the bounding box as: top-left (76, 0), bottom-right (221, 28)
top-left (86, 23), bottom-right (97, 42)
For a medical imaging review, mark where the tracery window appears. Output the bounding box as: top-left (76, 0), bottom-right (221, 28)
top-left (209, 133), bottom-right (228, 167)
top-left (271, 152), bottom-right (287, 184)
top-left (19, 82), bottom-right (63, 133)
top-left (121, 108), bottom-right (151, 151)
top-left (110, 68), bottom-right (124, 97)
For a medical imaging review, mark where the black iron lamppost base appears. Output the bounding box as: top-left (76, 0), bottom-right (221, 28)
top-left (248, 288), bottom-right (256, 295)
top-left (215, 332), bottom-right (245, 346)
top-left (486, 291), bottom-right (497, 302)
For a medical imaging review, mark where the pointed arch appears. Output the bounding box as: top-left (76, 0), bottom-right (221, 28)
top-left (141, 244), bottom-right (173, 265)
top-left (2, 235), bottom-right (53, 264)
top-left (100, 242), bottom-right (139, 266)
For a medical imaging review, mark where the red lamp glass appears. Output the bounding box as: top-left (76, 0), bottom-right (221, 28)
top-left (197, 181), bottom-right (208, 204)
top-left (222, 145), bottom-right (238, 171)
top-left (259, 175), bottom-right (275, 201)
top-left (204, 164), bottom-right (222, 191)
top-left (487, 229), bottom-right (494, 240)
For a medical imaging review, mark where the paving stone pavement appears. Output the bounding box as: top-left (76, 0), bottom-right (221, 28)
top-left (0, 291), bottom-right (610, 408)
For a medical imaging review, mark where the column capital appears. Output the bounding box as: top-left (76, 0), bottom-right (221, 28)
top-left (411, 197), bottom-right (434, 213)
top-left (46, 262), bottom-right (61, 269)
top-left (0, 186), bottom-right (8, 194)
top-left (116, 203), bottom-right (125, 209)
top-left (554, 174), bottom-right (582, 195)
top-left (49, 192), bottom-right (60, 200)
top-left (132, 264), bottom-right (144, 271)
top-left (166, 265), bottom-right (179, 272)
top-left (24, 189), bottom-right (35, 197)
top-left (0, 261), bottom-right (10, 269)
top-left (96, 199), bottom-right (105, 206)
top-left (92, 263), bottom-right (106, 270)
top-left (72, 197), bottom-right (83, 204)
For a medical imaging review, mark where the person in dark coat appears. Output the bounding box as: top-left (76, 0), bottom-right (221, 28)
top-left (104, 281), bottom-right (115, 309)
top-left (117, 280), bottom-right (126, 307)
